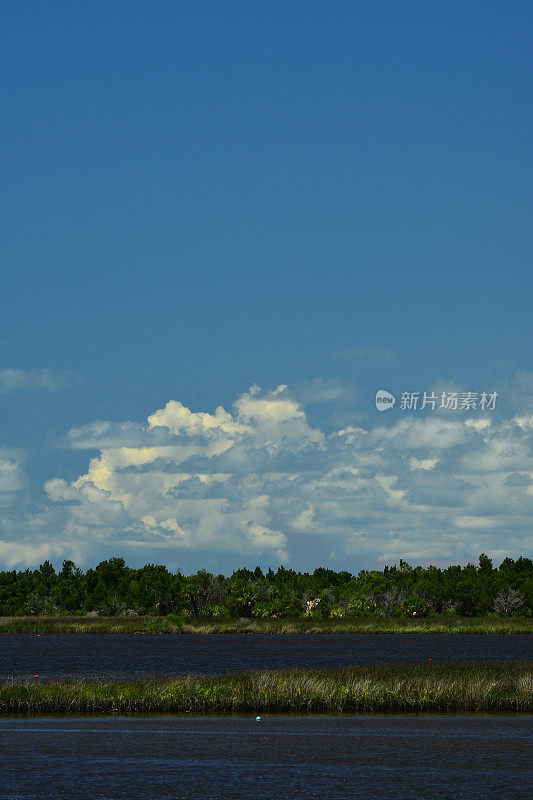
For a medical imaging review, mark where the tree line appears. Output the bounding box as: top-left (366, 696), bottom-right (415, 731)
top-left (0, 554), bottom-right (530, 618)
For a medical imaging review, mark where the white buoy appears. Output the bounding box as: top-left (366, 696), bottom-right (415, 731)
top-left (256, 716), bottom-right (261, 721)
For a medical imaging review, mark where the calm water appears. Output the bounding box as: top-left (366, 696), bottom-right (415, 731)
top-left (0, 633), bottom-right (530, 680)
top-left (0, 715), bottom-right (531, 799)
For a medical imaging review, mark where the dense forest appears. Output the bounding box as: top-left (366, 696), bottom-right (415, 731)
top-left (0, 555), bottom-right (530, 618)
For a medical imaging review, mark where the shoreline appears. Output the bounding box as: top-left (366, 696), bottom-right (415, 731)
top-left (1, 663), bottom-right (531, 715)
top-left (0, 615), bottom-right (531, 634)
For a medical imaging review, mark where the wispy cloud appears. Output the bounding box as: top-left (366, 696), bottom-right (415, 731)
top-left (293, 378), bottom-right (358, 405)
top-left (332, 346), bottom-right (394, 364)
top-left (0, 368), bottom-right (70, 393)
top-left (0, 448), bottom-right (28, 496)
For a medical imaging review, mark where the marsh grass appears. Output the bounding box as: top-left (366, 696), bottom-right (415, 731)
top-left (0, 663), bottom-right (531, 715)
top-left (0, 616), bottom-right (531, 634)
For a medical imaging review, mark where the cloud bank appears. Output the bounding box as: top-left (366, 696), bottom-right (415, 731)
top-left (0, 378), bottom-right (532, 569)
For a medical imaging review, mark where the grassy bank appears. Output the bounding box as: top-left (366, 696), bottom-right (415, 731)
top-left (0, 663), bottom-right (530, 715)
top-left (0, 615), bottom-right (531, 634)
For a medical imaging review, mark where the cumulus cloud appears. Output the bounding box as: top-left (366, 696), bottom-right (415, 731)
top-left (0, 368), bottom-right (69, 393)
top-left (32, 380), bottom-right (533, 568)
top-left (1, 376), bottom-right (533, 569)
top-left (42, 386), bottom-right (327, 566)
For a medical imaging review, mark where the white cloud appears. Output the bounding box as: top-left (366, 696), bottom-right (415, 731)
top-left (2, 375), bottom-right (533, 569)
top-left (409, 457), bottom-right (440, 471)
top-left (148, 401), bottom-right (244, 438)
top-left (0, 450), bottom-right (28, 495)
top-left (371, 417), bottom-right (467, 449)
top-left (0, 540), bottom-right (65, 569)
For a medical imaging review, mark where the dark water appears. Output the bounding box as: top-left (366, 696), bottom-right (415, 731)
top-left (0, 715), bottom-right (531, 799)
top-left (0, 634), bottom-right (530, 680)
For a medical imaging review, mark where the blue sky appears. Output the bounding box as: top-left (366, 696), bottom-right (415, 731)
top-left (1, 1), bottom-right (532, 572)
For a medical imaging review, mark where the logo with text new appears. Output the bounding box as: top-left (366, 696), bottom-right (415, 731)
top-left (375, 389), bottom-right (396, 411)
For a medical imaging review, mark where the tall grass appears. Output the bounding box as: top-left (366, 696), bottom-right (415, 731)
top-left (0, 663), bottom-right (531, 714)
top-left (0, 616), bottom-right (531, 634)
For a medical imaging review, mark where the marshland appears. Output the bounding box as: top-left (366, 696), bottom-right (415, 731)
top-left (1, 663), bottom-right (531, 715)
top-left (0, 615), bottom-right (531, 634)
top-left (1, 554), bottom-right (530, 711)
